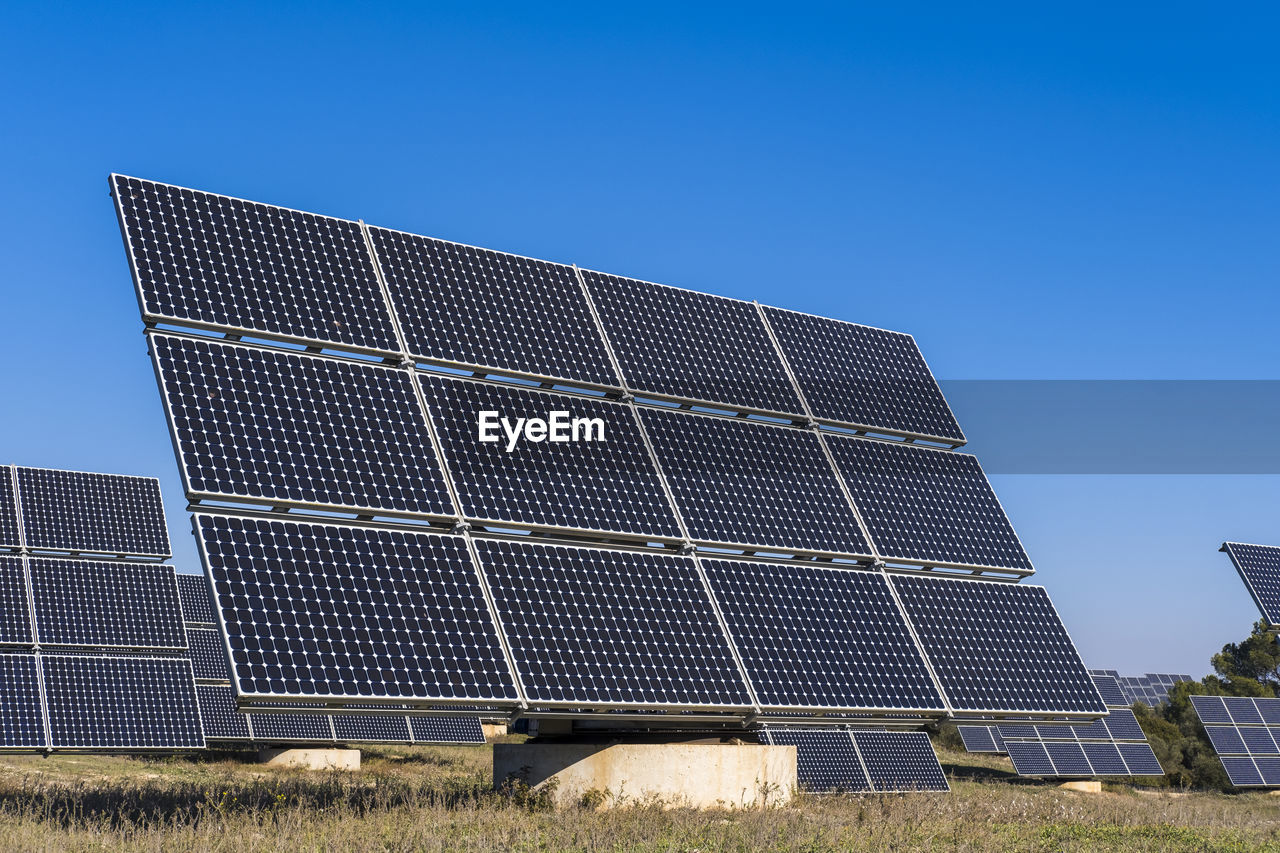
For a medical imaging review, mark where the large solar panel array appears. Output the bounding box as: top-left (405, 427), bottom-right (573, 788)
top-left (1221, 542), bottom-right (1280, 628)
top-left (958, 672), bottom-right (1164, 778)
top-left (1190, 696), bottom-right (1280, 787)
top-left (0, 467), bottom-right (204, 751)
top-left (114, 176), bottom-right (1105, 737)
top-left (759, 728), bottom-right (948, 793)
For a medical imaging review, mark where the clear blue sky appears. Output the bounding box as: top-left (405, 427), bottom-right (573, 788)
top-left (1, 2), bottom-right (1276, 675)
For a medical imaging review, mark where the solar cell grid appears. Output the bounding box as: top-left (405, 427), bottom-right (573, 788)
top-left (891, 575), bottom-right (1104, 715)
top-left (1239, 727), bottom-right (1279, 755)
top-left (0, 556), bottom-right (32, 645)
top-left (701, 560), bottom-right (943, 711)
top-left (764, 729), bottom-right (870, 792)
top-left (1081, 742), bottom-right (1129, 775)
top-left (0, 655), bottom-right (45, 748)
top-left (418, 376), bottom-right (679, 539)
top-left (1071, 718), bottom-right (1111, 740)
top-left (957, 726), bottom-right (999, 753)
top-left (852, 730), bottom-right (949, 792)
top-left (581, 271), bottom-right (804, 414)
top-left (29, 559), bottom-right (186, 650)
top-left (1044, 742), bottom-right (1092, 776)
top-left (332, 715), bottom-right (411, 743)
top-left (368, 227), bottom-right (618, 386)
top-left (1258, 699), bottom-right (1280, 725)
top-left (639, 408), bottom-right (871, 555)
top-left (760, 305), bottom-right (964, 443)
top-left (0, 470), bottom-right (18, 551)
top-left (475, 539), bottom-right (751, 707)
top-left (1005, 741), bottom-right (1054, 776)
top-left (195, 684), bottom-right (252, 740)
top-left (247, 712), bottom-right (333, 742)
top-left (185, 627), bottom-right (230, 681)
top-left (1205, 727), bottom-right (1248, 755)
top-left (1221, 756), bottom-right (1264, 787)
top-left (42, 655), bottom-right (204, 749)
top-left (1101, 709), bottom-right (1144, 741)
top-left (824, 437), bottom-right (1031, 572)
top-left (1090, 674), bottom-right (1128, 708)
top-left (112, 175), bottom-right (399, 355)
top-left (152, 334), bottom-right (455, 518)
top-left (175, 573), bottom-right (216, 625)
top-left (16, 468), bottom-right (170, 558)
top-left (196, 514), bottom-right (519, 704)
top-left (409, 715), bottom-right (485, 744)
top-left (1224, 697), bottom-right (1265, 726)
top-left (1255, 757), bottom-right (1280, 786)
top-left (1222, 543), bottom-right (1280, 626)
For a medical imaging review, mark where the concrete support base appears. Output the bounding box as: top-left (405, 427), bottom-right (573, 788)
top-left (258, 747), bottom-right (361, 771)
top-left (494, 742), bottom-right (796, 809)
top-left (481, 722), bottom-right (507, 741)
top-left (1058, 780), bottom-right (1102, 793)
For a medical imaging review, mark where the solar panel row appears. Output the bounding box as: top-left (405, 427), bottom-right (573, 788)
top-left (1188, 698), bottom-right (1280, 787)
top-left (116, 175), bottom-right (966, 443)
top-left (1190, 696), bottom-right (1280, 726)
top-left (1004, 740), bottom-right (1163, 777)
top-left (760, 728), bottom-right (948, 792)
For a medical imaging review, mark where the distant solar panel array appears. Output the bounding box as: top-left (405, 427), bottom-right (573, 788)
top-left (759, 728), bottom-right (948, 793)
top-left (112, 175), bottom-right (1105, 738)
top-left (957, 672), bottom-right (1164, 778)
top-left (0, 467), bottom-right (202, 751)
top-left (1191, 696), bottom-right (1280, 787)
top-left (177, 570), bottom-right (485, 746)
top-left (1106, 672), bottom-right (1194, 707)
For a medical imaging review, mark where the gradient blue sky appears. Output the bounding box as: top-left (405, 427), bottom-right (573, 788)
top-left (1, 3), bottom-right (1276, 675)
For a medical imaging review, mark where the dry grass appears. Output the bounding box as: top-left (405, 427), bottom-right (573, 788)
top-left (0, 741), bottom-right (1277, 852)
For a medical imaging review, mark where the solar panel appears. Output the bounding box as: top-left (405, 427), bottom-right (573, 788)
top-left (1224, 696), bottom-right (1265, 726)
top-left (152, 334), bottom-right (454, 518)
top-left (112, 175), bottom-right (400, 356)
top-left (1005, 741), bottom-right (1055, 776)
top-left (580, 271), bottom-right (804, 414)
top-left (763, 728), bottom-right (871, 792)
top-left (1258, 698), bottom-right (1280, 725)
top-left (0, 470), bottom-right (18, 551)
top-left (1239, 727), bottom-right (1279, 755)
top-left (890, 575), bottom-right (1104, 715)
top-left (247, 712), bottom-right (334, 743)
top-left (418, 375), bottom-right (680, 539)
top-left (332, 715), bottom-right (412, 743)
top-left (701, 560), bottom-right (943, 712)
top-left (195, 684), bottom-right (252, 740)
top-left (185, 627), bottom-right (230, 681)
top-left (1081, 742), bottom-right (1129, 775)
top-left (760, 305), bottom-right (964, 443)
top-left (1071, 717), bottom-right (1111, 740)
top-left (1044, 742), bottom-right (1092, 776)
top-left (196, 514), bottom-right (518, 705)
top-left (1221, 543), bottom-right (1280, 625)
top-left (0, 655), bottom-right (45, 748)
top-left (175, 573), bottom-right (216, 625)
top-left (15, 468), bottom-right (170, 558)
top-left (824, 437), bottom-right (1031, 572)
top-left (852, 730), bottom-right (949, 792)
top-left (995, 724), bottom-right (1039, 740)
top-left (368, 227), bottom-right (618, 386)
top-left (638, 408), bottom-right (871, 555)
top-left (958, 726), bottom-right (1000, 753)
top-left (1190, 695), bottom-right (1231, 724)
top-left (0, 556), bottom-right (32, 645)
top-left (1101, 708), bottom-right (1144, 741)
top-left (409, 715), bottom-right (486, 745)
top-left (1220, 756), bottom-right (1264, 787)
top-left (1090, 674), bottom-right (1129, 707)
top-left (474, 539), bottom-right (751, 708)
top-left (28, 558), bottom-right (186, 650)
top-left (42, 655), bottom-right (204, 749)
top-left (1256, 756), bottom-right (1280, 786)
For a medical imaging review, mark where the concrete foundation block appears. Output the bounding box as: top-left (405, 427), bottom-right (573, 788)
top-left (481, 722), bottom-right (508, 741)
top-left (1058, 780), bottom-right (1102, 793)
top-left (258, 747), bottom-right (361, 771)
top-left (494, 742), bottom-right (796, 809)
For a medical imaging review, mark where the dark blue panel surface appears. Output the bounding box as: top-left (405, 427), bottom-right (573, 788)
top-left (153, 334), bottom-right (454, 517)
top-left (1240, 727), bottom-right (1279, 755)
top-left (30, 559), bottom-right (185, 650)
top-left (43, 655), bottom-right (203, 749)
top-left (1205, 726), bottom-right (1248, 755)
top-left (197, 515), bottom-right (518, 704)
top-left (765, 728), bottom-right (870, 792)
top-left (852, 730), bottom-right (948, 792)
top-left (0, 655), bottom-right (45, 748)
top-left (1081, 742), bottom-right (1128, 775)
top-left (958, 726), bottom-right (1000, 753)
top-left (1101, 709), bottom-right (1144, 741)
top-left (0, 556), bottom-right (31, 645)
top-left (1005, 741), bottom-right (1054, 775)
top-left (1257, 698), bottom-right (1280, 725)
top-left (17, 468), bottom-right (170, 558)
top-left (185, 627), bottom-right (230, 681)
top-left (0, 471), bottom-right (18, 550)
top-left (476, 540), bottom-right (751, 707)
top-left (409, 715), bottom-right (486, 744)
top-left (332, 715), bottom-right (412, 743)
top-left (1221, 756), bottom-right (1264, 786)
top-left (1254, 756), bottom-right (1280, 786)
top-left (369, 227), bottom-right (618, 386)
top-left (113, 175), bottom-right (399, 354)
top-left (1224, 697), bottom-right (1264, 726)
top-left (1044, 742), bottom-right (1091, 776)
top-left (195, 684), bottom-right (252, 740)
top-left (1090, 674), bottom-right (1129, 708)
top-left (1222, 543), bottom-right (1280, 627)
top-left (702, 560), bottom-right (942, 711)
top-left (248, 712), bottom-right (333, 743)
top-left (1190, 695), bottom-right (1231, 724)
top-left (175, 573), bottom-right (216, 625)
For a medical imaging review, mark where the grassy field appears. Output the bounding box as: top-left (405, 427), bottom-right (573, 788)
top-left (0, 739), bottom-right (1277, 852)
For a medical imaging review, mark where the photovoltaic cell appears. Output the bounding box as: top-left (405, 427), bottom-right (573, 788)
top-left (248, 713), bottom-right (333, 743)
top-left (1101, 709), bottom-right (1144, 741)
top-left (409, 715), bottom-right (485, 744)
top-left (1239, 727), bottom-right (1279, 755)
top-left (195, 684), bottom-right (252, 740)
top-left (175, 573), bottom-right (216, 625)
top-left (958, 726), bottom-right (1000, 753)
top-left (475, 539), bottom-right (751, 707)
top-left (1071, 718), bottom-right (1111, 740)
top-left (16, 468), bottom-right (170, 558)
top-left (196, 514), bottom-right (518, 704)
top-left (0, 556), bottom-right (32, 645)
top-left (332, 715), bottom-right (411, 743)
top-left (639, 408), bottom-right (871, 555)
top-left (29, 559), bottom-right (186, 650)
top-left (1221, 542), bottom-right (1280, 627)
top-left (0, 471), bottom-right (18, 550)
top-left (852, 730), bottom-right (949, 792)
top-left (1255, 757), bottom-right (1280, 786)
top-left (891, 575), bottom-right (1104, 715)
top-left (1118, 744), bottom-right (1165, 776)
top-left (701, 560), bottom-right (943, 711)
top-left (1044, 742), bottom-right (1092, 776)
top-left (1080, 742), bottom-right (1128, 775)
top-left (152, 334), bottom-right (454, 518)
top-left (1205, 727), bottom-right (1249, 755)
top-left (1091, 674), bottom-right (1129, 708)
top-left (824, 437), bottom-right (1031, 572)
top-left (186, 627), bottom-right (230, 681)
top-left (368, 227), bottom-right (618, 386)
top-left (0, 655), bottom-right (45, 748)
top-left (760, 305), bottom-right (964, 443)
top-left (1190, 695), bottom-right (1230, 724)
top-left (42, 655), bottom-right (204, 749)
top-left (1005, 741), bottom-right (1054, 776)
top-left (1221, 756), bottom-right (1264, 787)
top-left (112, 175), bottom-right (400, 355)
top-left (1224, 696), bottom-right (1265, 726)
top-left (764, 729), bottom-right (870, 792)
top-left (581, 271), bottom-right (804, 414)
top-left (1258, 699), bottom-right (1280, 725)
top-left (418, 376), bottom-right (679, 539)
